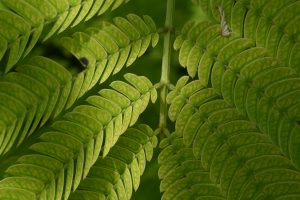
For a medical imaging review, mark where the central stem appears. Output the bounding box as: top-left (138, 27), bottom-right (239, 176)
top-left (159, 0), bottom-right (175, 135)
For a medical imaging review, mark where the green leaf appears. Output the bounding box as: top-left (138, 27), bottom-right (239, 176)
top-left (69, 125), bottom-right (156, 199)
top-left (0, 0), bottom-right (132, 72)
top-left (159, 135), bottom-right (225, 200)
top-left (61, 14), bottom-right (158, 92)
top-left (110, 81), bottom-right (141, 101)
top-left (0, 74), bottom-right (155, 199)
top-left (0, 188), bottom-right (36, 200)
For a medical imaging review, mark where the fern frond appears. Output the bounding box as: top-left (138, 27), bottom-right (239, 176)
top-left (166, 84), bottom-right (300, 200)
top-left (0, 14), bottom-right (158, 154)
top-left (158, 134), bottom-right (225, 200)
top-left (0, 74), bottom-right (156, 199)
top-left (174, 20), bottom-right (258, 82)
top-left (171, 4), bottom-right (300, 197)
top-left (167, 77), bottom-right (219, 135)
top-left (0, 10), bottom-right (32, 72)
top-left (0, 56), bottom-right (73, 155)
top-left (169, 76), bottom-right (300, 170)
top-left (0, 0), bottom-right (131, 72)
top-left (174, 21), bottom-right (223, 79)
top-left (60, 14), bottom-right (159, 98)
top-left (173, 5), bottom-right (300, 170)
top-left (69, 124), bottom-right (157, 200)
top-left (192, 0), bottom-right (300, 74)
top-left (189, 108), bottom-right (300, 200)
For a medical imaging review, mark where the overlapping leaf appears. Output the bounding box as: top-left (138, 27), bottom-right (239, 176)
top-left (61, 14), bottom-right (159, 99)
top-left (174, 0), bottom-right (300, 169)
top-left (0, 14), bottom-right (158, 157)
top-left (170, 4), bottom-right (300, 195)
top-left (0, 56), bottom-right (72, 156)
top-left (179, 0), bottom-right (300, 79)
top-left (158, 134), bottom-right (225, 200)
top-left (0, 73), bottom-right (156, 200)
top-left (166, 81), bottom-right (300, 199)
top-left (0, 0), bottom-right (131, 72)
top-left (69, 124), bottom-right (157, 200)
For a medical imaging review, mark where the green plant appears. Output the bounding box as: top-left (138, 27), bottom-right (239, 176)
top-left (0, 0), bottom-right (300, 199)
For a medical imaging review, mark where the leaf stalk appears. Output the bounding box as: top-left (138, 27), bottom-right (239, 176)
top-left (158, 0), bottom-right (175, 137)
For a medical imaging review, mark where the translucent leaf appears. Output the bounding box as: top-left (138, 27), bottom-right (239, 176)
top-left (0, 177), bottom-right (44, 194)
top-left (113, 17), bottom-right (140, 41)
top-left (103, 121), bottom-right (114, 157)
top-left (0, 188), bottom-right (35, 200)
top-left (99, 89), bottom-right (130, 108)
top-left (87, 96), bottom-right (122, 116)
top-left (110, 81), bottom-right (140, 101)
top-left (126, 39), bottom-right (142, 66)
top-left (168, 96), bottom-right (186, 121)
top-left (6, 164), bottom-right (54, 184)
top-left (174, 20), bottom-right (197, 50)
top-left (30, 142), bottom-right (73, 163)
top-left (127, 14), bottom-right (150, 36)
